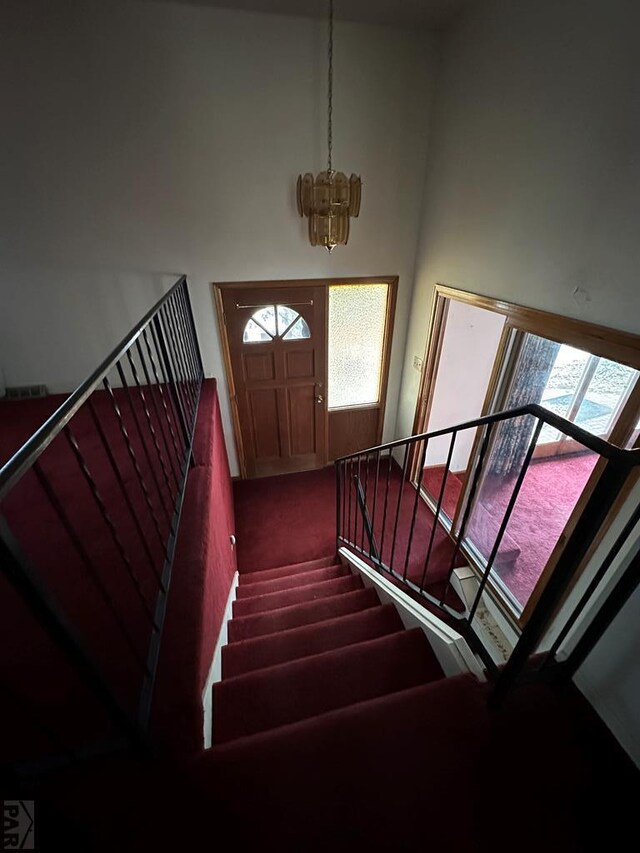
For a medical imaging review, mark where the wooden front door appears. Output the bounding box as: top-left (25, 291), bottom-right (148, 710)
top-left (220, 284), bottom-right (327, 478)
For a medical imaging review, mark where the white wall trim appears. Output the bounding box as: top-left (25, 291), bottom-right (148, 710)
top-left (338, 547), bottom-right (485, 680)
top-left (202, 571), bottom-right (239, 749)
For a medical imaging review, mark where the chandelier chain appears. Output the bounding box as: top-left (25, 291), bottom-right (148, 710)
top-left (327, 0), bottom-right (333, 174)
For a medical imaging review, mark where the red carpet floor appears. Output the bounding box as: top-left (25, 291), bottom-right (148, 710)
top-left (423, 453), bottom-right (598, 608)
top-left (233, 461), bottom-right (466, 605)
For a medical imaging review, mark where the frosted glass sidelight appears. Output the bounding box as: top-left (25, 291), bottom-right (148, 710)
top-left (328, 284), bottom-right (388, 408)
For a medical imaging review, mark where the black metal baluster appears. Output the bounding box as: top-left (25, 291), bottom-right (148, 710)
top-left (379, 449), bottom-right (393, 563)
top-left (389, 444), bottom-right (410, 570)
top-left (159, 303), bottom-right (193, 424)
top-left (143, 326), bottom-right (185, 473)
top-left (544, 500), bottom-right (640, 668)
top-left (341, 459), bottom-right (347, 543)
top-left (87, 398), bottom-right (158, 578)
top-left (370, 450), bottom-right (382, 552)
top-left (0, 517), bottom-right (147, 753)
top-left (355, 476), bottom-right (379, 560)
top-left (136, 337), bottom-right (180, 491)
top-left (180, 277), bottom-right (205, 379)
top-left (31, 462), bottom-right (153, 665)
top-left (168, 293), bottom-right (197, 416)
top-left (354, 455), bottom-right (362, 546)
top-left (467, 418), bottom-right (542, 624)
top-left (403, 438), bottom-right (429, 581)
top-left (175, 287), bottom-right (200, 397)
top-left (126, 349), bottom-right (176, 505)
top-left (152, 315), bottom-right (190, 450)
top-left (420, 431), bottom-right (457, 592)
top-left (347, 457), bottom-right (353, 544)
top-left (158, 304), bottom-right (193, 430)
top-left (491, 456), bottom-right (630, 704)
top-left (63, 425), bottom-right (161, 622)
top-left (360, 452), bottom-right (370, 553)
top-left (335, 461), bottom-right (341, 546)
top-left (116, 361), bottom-right (172, 526)
top-left (440, 422), bottom-right (494, 606)
top-left (103, 376), bottom-right (168, 556)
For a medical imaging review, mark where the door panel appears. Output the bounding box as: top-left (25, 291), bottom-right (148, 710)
top-left (287, 386), bottom-right (316, 455)
top-left (248, 389), bottom-right (281, 459)
top-left (221, 285), bottom-right (327, 478)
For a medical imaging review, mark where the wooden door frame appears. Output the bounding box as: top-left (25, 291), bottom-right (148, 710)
top-left (213, 276), bottom-right (398, 479)
top-left (412, 284), bottom-right (640, 629)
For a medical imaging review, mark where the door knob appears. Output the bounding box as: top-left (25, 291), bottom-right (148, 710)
top-left (315, 394), bottom-right (324, 404)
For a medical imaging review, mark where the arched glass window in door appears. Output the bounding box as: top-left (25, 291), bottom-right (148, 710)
top-left (243, 305), bottom-right (311, 343)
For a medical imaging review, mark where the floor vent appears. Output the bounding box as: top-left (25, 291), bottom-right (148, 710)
top-left (5, 384), bottom-right (49, 400)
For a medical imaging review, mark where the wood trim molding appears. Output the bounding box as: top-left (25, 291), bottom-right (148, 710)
top-left (410, 294), bottom-right (449, 483)
top-left (212, 284), bottom-right (247, 479)
top-left (434, 284), bottom-right (640, 370)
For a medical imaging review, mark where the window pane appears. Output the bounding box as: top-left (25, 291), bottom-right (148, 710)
top-left (538, 344), bottom-right (590, 443)
top-left (276, 305), bottom-right (300, 336)
top-left (243, 318), bottom-right (272, 343)
top-left (282, 316), bottom-right (310, 340)
top-left (576, 358), bottom-right (638, 439)
top-left (328, 284), bottom-right (388, 409)
top-left (251, 306), bottom-right (277, 337)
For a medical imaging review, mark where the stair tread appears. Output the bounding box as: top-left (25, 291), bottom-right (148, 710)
top-left (222, 603), bottom-right (403, 678)
top-left (240, 556), bottom-right (337, 584)
top-left (197, 675), bottom-right (485, 849)
top-left (232, 574), bottom-right (363, 618)
top-left (236, 564), bottom-right (347, 599)
top-left (228, 587), bottom-right (381, 643)
top-left (213, 628), bottom-right (444, 743)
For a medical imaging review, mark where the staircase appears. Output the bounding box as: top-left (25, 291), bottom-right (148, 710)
top-left (213, 555), bottom-right (445, 744)
top-left (190, 556), bottom-right (493, 850)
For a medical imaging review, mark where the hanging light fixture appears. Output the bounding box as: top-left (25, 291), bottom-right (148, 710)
top-left (296, 0), bottom-right (361, 252)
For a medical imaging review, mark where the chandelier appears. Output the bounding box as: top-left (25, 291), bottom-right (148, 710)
top-left (296, 0), bottom-right (361, 252)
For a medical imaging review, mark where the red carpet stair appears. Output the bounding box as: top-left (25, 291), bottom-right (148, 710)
top-left (198, 557), bottom-right (492, 850)
top-left (213, 556), bottom-right (445, 744)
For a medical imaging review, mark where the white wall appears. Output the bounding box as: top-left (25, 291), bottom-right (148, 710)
top-left (0, 0), bottom-right (436, 473)
top-left (398, 0), bottom-right (640, 763)
top-left (424, 298), bottom-right (505, 471)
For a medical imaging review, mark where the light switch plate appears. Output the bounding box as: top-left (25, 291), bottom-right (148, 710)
top-left (413, 355), bottom-right (423, 372)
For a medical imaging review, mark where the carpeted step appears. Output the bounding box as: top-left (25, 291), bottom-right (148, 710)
top-left (213, 628), bottom-right (443, 743)
top-left (236, 564), bottom-right (347, 600)
top-left (240, 556), bottom-right (337, 585)
top-left (196, 674), bottom-right (485, 851)
top-left (232, 574), bottom-right (363, 618)
top-left (222, 603), bottom-right (403, 678)
top-left (227, 587), bottom-right (381, 643)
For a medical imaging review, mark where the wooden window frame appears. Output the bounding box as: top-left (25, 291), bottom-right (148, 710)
top-left (412, 284), bottom-right (640, 630)
top-left (213, 276), bottom-right (398, 478)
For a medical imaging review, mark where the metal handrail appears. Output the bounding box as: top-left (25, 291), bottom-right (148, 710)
top-left (336, 402), bottom-right (640, 696)
top-left (0, 275), bottom-right (188, 501)
top-left (1, 273), bottom-right (204, 772)
top-left (336, 403), bottom-right (640, 465)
